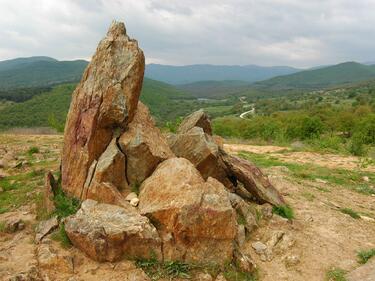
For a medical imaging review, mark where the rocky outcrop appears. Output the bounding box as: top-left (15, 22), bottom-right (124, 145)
top-left (65, 200), bottom-right (162, 262)
top-left (61, 21), bottom-right (145, 199)
top-left (139, 158), bottom-right (237, 265)
top-left (221, 153), bottom-right (285, 206)
top-left (168, 127), bottom-right (230, 186)
top-left (177, 109), bottom-right (213, 135)
top-left (119, 102), bottom-right (174, 186)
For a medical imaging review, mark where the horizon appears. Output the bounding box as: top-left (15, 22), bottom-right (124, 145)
top-left (0, 55), bottom-right (373, 70)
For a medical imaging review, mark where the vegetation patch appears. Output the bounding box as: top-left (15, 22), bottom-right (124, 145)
top-left (0, 221), bottom-right (5, 232)
top-left (357, 248), bottom-right (375, 264)
top-left (53, 185), bottom-right (80, 219)
top-left (136, 258), bottom-right (192, 280)
top-left (50, 223), bottom-right (72, 248)
top-left (27, 146), bottom-right (40, 156)
top-left (325, 268), bottom-right (347, 281)
top-left (238, 152), bottom-right (375, 196)
top-left (340, 208), bottom-right (360, 219)
top-left (223, 262), bottom-right (257, 281)
top-left (272, 205), bottom-right (295, 220)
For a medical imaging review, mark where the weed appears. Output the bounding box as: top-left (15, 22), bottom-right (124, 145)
top-left (326, 268), bottom-right (347, 281)
top-left (340, 208), bottom-right (360, 219)
top-left (53, 185), bottom-right (80, 219)
top-left (272, 205), bottom-right (294, 219)
top-left (357, 248), bottom-right (375, 264)
top-left (136, 258), bottom-right (192, 280)
top-left (50, 224), bottom-right (72, 248)
top-left (27, 146), bottom-right (40, 156)
top-left (131, 182), bottom-right (141, 195)
top-left (237, 212), bottom-right (246, 225)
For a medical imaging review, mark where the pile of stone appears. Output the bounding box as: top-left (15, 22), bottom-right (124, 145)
top-left (53, 21), bottom-right (284, 270)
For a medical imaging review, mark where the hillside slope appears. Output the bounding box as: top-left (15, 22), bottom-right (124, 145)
top-left (256, 62), bottom-right (375, 90)
top-left (0, 57), bottom-right (88, 89)
top-left (145, 64), bottom-right (300, 84)
top-left (0, 78), bottom-right (194, 130)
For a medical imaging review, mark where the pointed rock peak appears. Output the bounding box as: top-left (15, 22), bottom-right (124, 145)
top-left (107, 20), bottom-right (127, 38)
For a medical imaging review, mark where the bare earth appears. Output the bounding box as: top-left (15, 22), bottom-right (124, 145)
top-left (1, 135), bottom-right (375, 280)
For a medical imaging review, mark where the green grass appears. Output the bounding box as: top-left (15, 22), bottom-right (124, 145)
top-left (136, 258), bottom-right (192, 280)
top-left (357, 248), bottom-right (375, 264)
top-left (238, 152), bottom-right (375, 195)
top-left (340, 208), bottom-right (361, 219)
top-left (27, 146), bottom-right (39, 156)
top-left (272, 205), bottom-right (295, 219)
top-left (50, 224), bottom-right (72, 248)
top-left (301, 192), bottom-right (315, 201)
top-left (326, 268), bottom-right (347, 281)
top-left (53, 185), bottom-right (80, 219)
top-left (0, 170), bottom-right (44, 213)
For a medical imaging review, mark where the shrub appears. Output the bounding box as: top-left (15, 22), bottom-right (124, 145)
top-left (340, 208), bottom-right (360, 219)
top-left (27, 146), bottom-right (39, 155)
top-left (272, 205), bottom-right (294, 219)
top-left (326, 268), bottom-right (347, 281)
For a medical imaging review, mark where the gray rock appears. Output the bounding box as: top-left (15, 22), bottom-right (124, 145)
top-left (35, 217), bottom-right (59, 243)
top-left (251, 241), bottom-right (267, 254)
top-left (4, 219), bottom-right (25, 233)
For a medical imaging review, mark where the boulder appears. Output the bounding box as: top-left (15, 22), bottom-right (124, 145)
top-left (220, 153), bottom-right (285, 206)
top-left (65, 199), bottom-right (162, 262)
top-left (61, 21), bottom-right (145, 199)
top-left (168, 127), bottom-right (231, 188)
top-left (119, 102), bottom-right (173, 185)
top-left (178, 109), bottom-right (212, 135)
top-left (139, 158), bottom-right (237, 265)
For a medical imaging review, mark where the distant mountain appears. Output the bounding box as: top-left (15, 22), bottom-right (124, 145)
top-left (177, 80), bottom-right (251, 98)
top-left (145, 64), bottom-right (301, 85)
top-left (255, 62), bottom-right (375, 90)
top-left (0, 56), bottom-right (88, 89)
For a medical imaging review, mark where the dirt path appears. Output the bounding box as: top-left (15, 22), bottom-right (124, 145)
top-left (224, 143), bottom-right (375, 173)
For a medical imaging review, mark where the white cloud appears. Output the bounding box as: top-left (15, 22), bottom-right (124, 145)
top-left (0, 0), bottom-right (374, 67)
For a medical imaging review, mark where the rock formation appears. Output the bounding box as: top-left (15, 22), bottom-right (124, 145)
top-left (60, 20), bottom-right (285, 270)
top-left (61, 21), bottom-right (144, 200)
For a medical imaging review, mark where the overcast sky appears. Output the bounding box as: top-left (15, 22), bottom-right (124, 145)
top-left (0, 0), bottom-right (374, 68)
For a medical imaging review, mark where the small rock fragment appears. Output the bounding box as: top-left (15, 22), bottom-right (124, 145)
top-left (251, 241), bottom-right (267, 254)
top-left (284, 255), bottom-right (300, 267)
top-left (4, 219), bottom-right (25, 233)
top-left (130, 197), bottom-right (139, 207)
top-left (35, 217), bottom-right (59, 243)
top-left (125, 192), bottom-right (138, 201)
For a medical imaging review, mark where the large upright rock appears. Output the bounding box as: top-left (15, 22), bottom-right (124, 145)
top-left (119, 102), bottom-right (174, 186)
top-left (138, 158), bottom-right (237, 265)
top-left (177, 109), bottom-right (212, 135)
top-left (61, 21), bottom-right (145, 199)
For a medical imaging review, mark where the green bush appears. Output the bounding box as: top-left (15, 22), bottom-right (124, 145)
top-left (357, 248), bottom-right (375, 264)
top-left (272, 205), bottom-right (294, 219)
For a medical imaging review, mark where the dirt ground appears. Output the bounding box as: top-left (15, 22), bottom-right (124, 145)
top-left (1, 135), bottom-right (375, 280)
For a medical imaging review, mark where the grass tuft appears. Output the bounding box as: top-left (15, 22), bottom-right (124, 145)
top-left (53, 185), bottom-right (80, 219)
top-left (27, 146), bottom-right (40, 156)
top-left (50, 223), bottom-right (72, 248)
top-left (357, 248), bottom-right (375, 264)
top-left (223, 262), bottom-right (257, 281)
top-left (326, 268), bottom-right (347, 281)
top-left (340, 208), bottom-right (360, 219)
top-left (136, 257), bottom-right (192, 280)
top-left (272, 205), bottom-right (294, 219)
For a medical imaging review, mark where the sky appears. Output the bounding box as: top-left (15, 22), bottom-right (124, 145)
top-left (0, 0), bottom-right (374, 68)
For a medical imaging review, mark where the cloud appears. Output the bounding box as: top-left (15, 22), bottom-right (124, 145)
top-left (0, 0), bottom-right (374, 67)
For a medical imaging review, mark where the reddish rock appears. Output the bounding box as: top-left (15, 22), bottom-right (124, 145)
top-left (178, 109), bottom-right (212, 135)
top-left (61, 21), bottom-right (145, 199)
top-left (139, 158), bottom-right (237, 265)
top-left (119, 102), bottom-right (174, 185)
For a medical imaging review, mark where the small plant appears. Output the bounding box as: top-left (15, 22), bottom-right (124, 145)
top-left (272, 205), bottom-right (294, 219)
top-left (301, 192), bottom-right (315, 201)
top-left (131, 182), bottom-right (141, 195)
top-left (237, 212), bottom-right (246, 225)
top-left (53, 185), bottom-right (80, 219)
top-left (27, 146), bottom-right (39, 156)
top-left (50, 223), bottom-right (72, 248)
top-left (340, 208), bottom-right (360, 219)
top-left (136, 257), bottom-right (192, 280)
top-left (357, 248), bottom-right (375, 264)
top-left (326, 268), bottom-right (347, 281)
